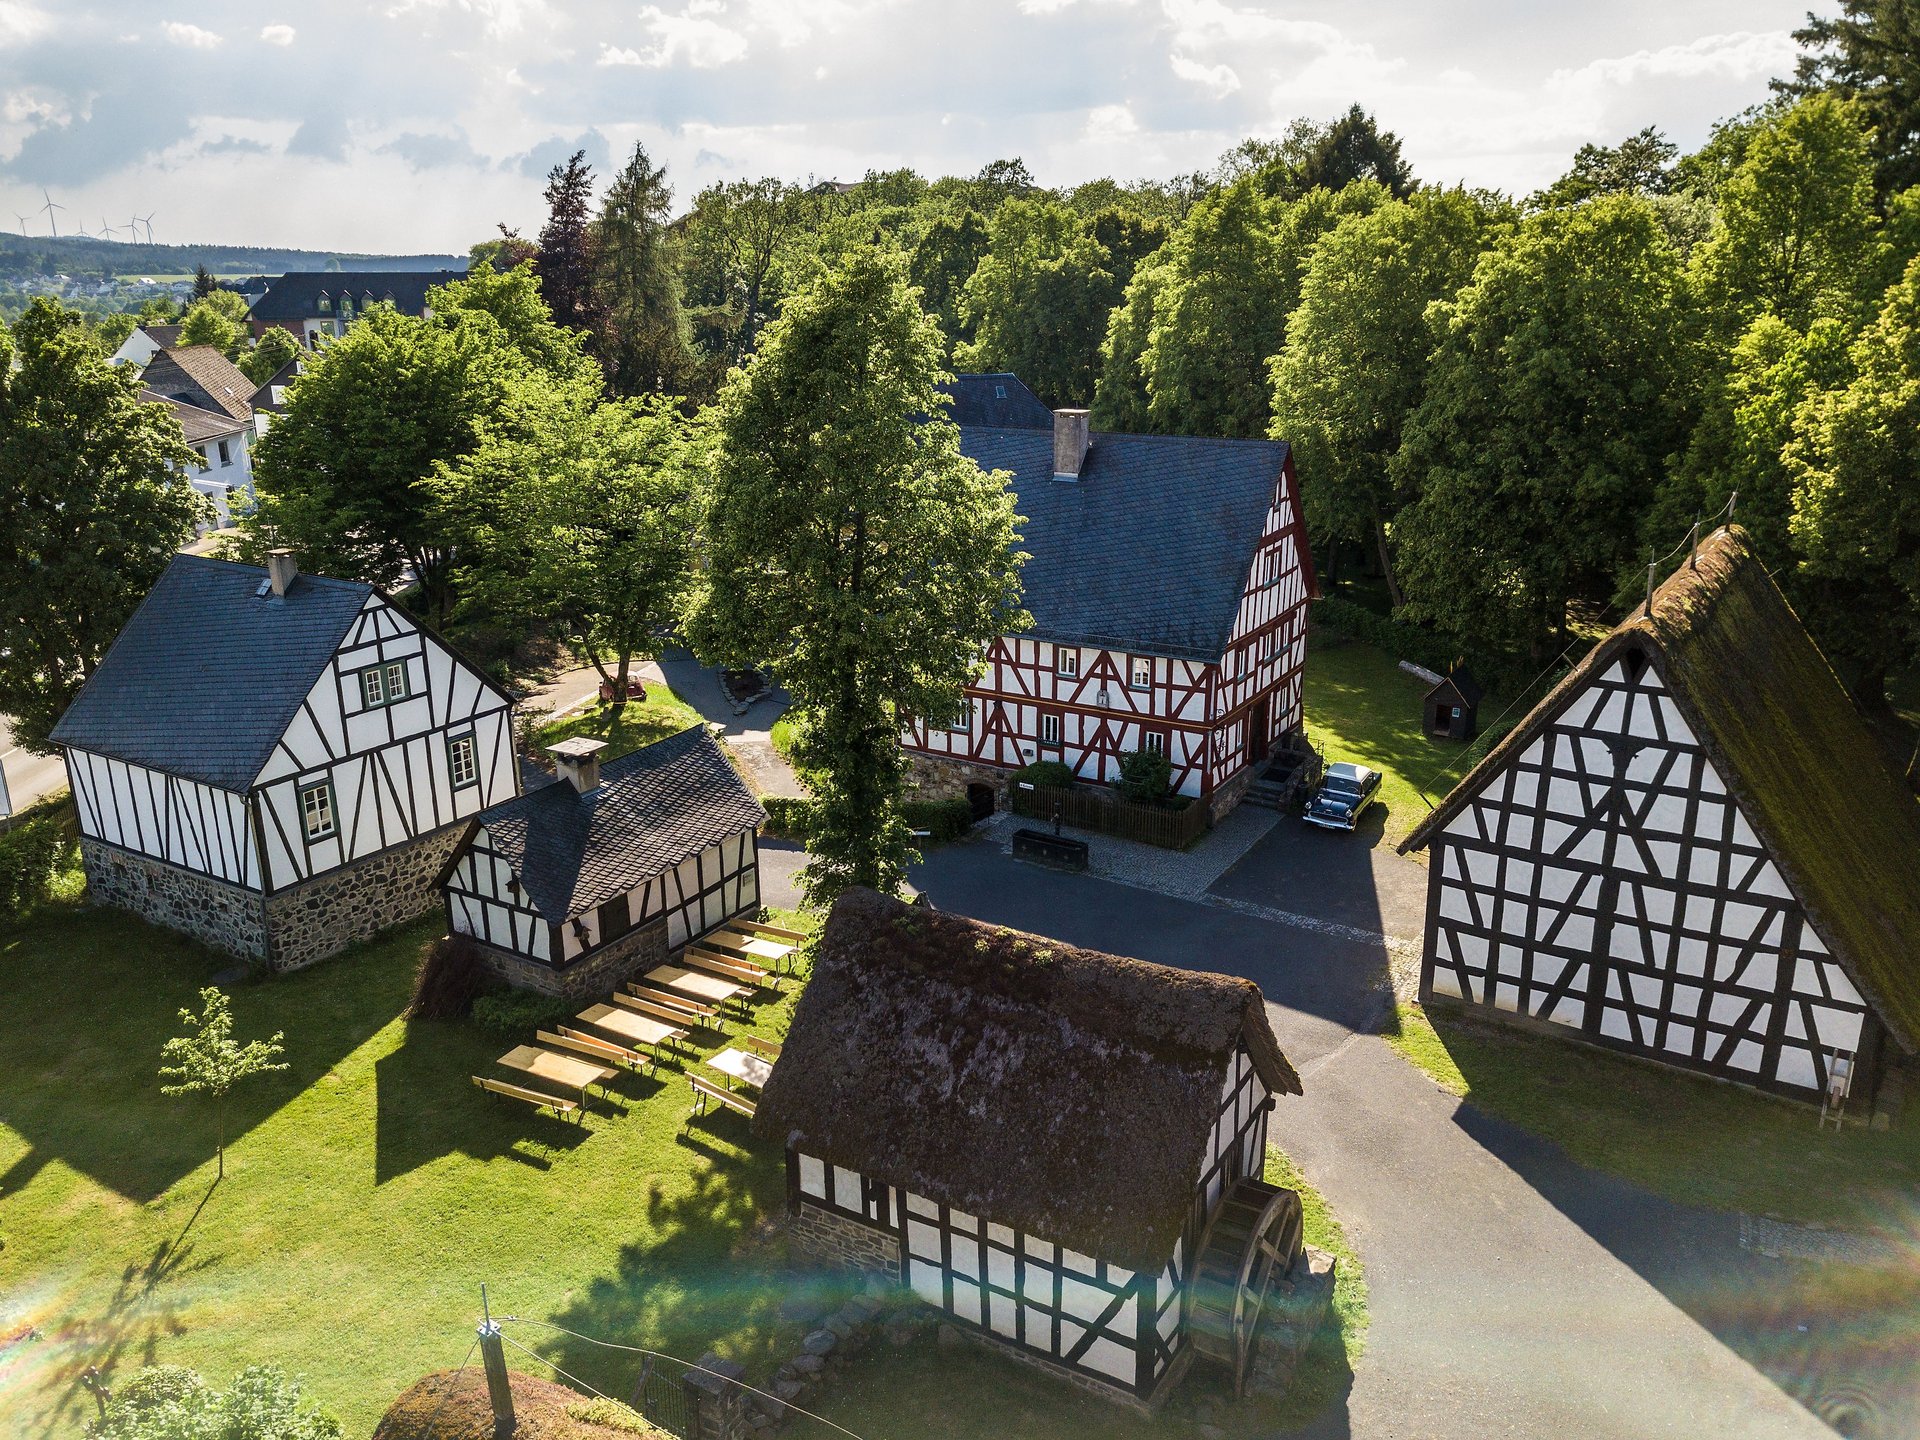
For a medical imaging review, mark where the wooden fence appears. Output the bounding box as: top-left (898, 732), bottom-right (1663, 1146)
top-left (1010, 781), bottom-right (1211, 850)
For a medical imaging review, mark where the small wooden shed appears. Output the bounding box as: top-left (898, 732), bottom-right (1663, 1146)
top-left (1423, 667), bottom-right (1483, 742)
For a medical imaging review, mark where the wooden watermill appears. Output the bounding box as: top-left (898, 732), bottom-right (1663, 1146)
top-left (1187, 1177), bottom-right (1305, 1395)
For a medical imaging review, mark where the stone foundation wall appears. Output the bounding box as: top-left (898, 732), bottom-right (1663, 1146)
top-left (80, 839), bottom-right (268, 959)
top-left (262, 822), bottom-right (471, 971)
top-left (903, 751), bottom-right (1013, 806)
top-left (790, 1202), bottom-right (902, 1280)
top-left (1208, 762), bottom-right (1257, 824)
top-left (471, 919), bottom-right (670, 1000)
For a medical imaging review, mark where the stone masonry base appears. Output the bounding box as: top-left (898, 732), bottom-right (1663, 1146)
top-left (902, 752), bottom-right (1014, 807)
top-left (80, 839), bottom-right (268, 959)
top-left (471, 919), bottom-right (670, 1000)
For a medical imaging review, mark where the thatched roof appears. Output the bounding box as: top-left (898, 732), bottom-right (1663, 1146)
top-left (753, 888), bottom-right (1301, 1272)
top-left (1402, 528), bottom-right (1920, 1053)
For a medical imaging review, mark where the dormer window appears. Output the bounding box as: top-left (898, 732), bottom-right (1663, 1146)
top-left (316, 293), bottom-right (331, 313)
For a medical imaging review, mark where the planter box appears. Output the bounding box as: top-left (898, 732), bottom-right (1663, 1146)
top-left (1011, 828), bottom-right (1090, 872)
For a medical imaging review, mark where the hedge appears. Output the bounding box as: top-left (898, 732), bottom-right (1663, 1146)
top-left (0, 799), bottom-right (78, 918)
top-left (760, 795), bottom-right (976, 845)
top-left (471, 990), bottom-right (577, 1039)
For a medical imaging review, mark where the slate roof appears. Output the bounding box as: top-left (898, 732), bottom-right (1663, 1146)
top-left (1426, 667), bottom-right (1484, 708)
top-left (958, 424), bottom-right (1292, 662)
top-left (1401, 528), bottom-right (1920, 1053)
top-left (473, 727), bottom-right (766, 923)
top-left (249, 357), bottom-right (303, 415)
top-left (755, 888), bottom-right (1301, 1272)
top-left (939, 372), bottom-right (1054, 429)
top-left (250, 270), bottom-right (462, 323)
top-left (137, 323), bottom-right (183, 352)
top-left (141, 346), bottom-right (254, 421)
top-left (51, 555), bottom-right (373, 792)
top-left (143, 388), bottom-right (246, 443)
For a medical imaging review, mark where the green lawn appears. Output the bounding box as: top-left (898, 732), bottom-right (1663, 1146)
top-left (1387, 1002), bottom-right (1920, 1228)
top-left (785, 1147), bottom-right (1366, 1440)
top-left (1300, 641), bottom-right (1492, 851)
top-left (0, 903), bottom-right (815, 1437)
top-left (534, 687), bottom-right (708, 763)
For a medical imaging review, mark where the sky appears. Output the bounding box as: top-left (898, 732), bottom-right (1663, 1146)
top-left (0, 0), bottom-right (1832, 254)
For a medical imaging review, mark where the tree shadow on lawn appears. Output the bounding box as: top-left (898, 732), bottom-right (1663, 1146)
top-left (0, 908), bottom-right (426, 1205)
top-left (1427, 1008), bottom-right (1920, 1440)
top-left (525, 1110), bottom-right (798, 1404)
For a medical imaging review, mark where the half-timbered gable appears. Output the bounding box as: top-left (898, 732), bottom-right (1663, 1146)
top-left (755, 889), bottom-right (1301, 1408)
top-left (903, 384), bottom-right (1317, 813)
top-left (441, 727), bottom-right (767, 997)
top-left (1402, 529), bottom-right (1920, 1110)
top-left (51, 552), bottom-right (517, 968)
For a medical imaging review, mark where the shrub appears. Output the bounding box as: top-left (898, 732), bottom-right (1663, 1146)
top-left (1115, 747), bottom-right (1172, 804)
top-left (759, 794), bottom-right (820, 841)
top-left (471, 989), bottom-right (576, 1039)
top-left (1013, 759), bottom-right (1076, 789)
top-left (0, 799), bottom-right (78, 917)
top-left (88, 1363), bottom-right (341, 1440)
top-left (761, 794), bottom-right (976, 845)
top-left (905, 797), bottom-right (974, 842)
top-left (409, 934), bottom-right (489, 1020)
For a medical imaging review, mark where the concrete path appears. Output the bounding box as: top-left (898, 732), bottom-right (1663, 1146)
top-left (655, 649), bottom-right (805, 800)
top-left (911, 835), bottom-right (1851, 1440)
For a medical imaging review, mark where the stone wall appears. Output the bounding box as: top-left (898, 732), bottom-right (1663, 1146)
top-left (903, 752), bottom-right (1012, 807)
top-left (789, 1202), bottom-right (902, 1280)
top-left (262, 822), bottom-right (470, 972)
top-left (471, 918), bottom-right (670, 1000)
top-left (80, 839), bottom-right (268, 959)
top-left (1208, 762), bottom-right (1257, 824)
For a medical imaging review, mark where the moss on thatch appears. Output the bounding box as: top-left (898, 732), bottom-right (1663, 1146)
top-left (1403, 528), bottom-right (1920, 1052)
top-left (753, 888), bottom-right (1300, 1273)
top-left (374, 1369), bottom-right (673, 1440)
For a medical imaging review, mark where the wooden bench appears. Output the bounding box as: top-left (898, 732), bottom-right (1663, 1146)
top-left (734, 918), bottom-right (807, 943)
top-left (472, 1074), bottom-right (580, 1121)
top-left (740, 1034), bottom-right (782, 1062)
top-left (686, 945), bottom-right (773, 988)
top-left (685, 1073), bottom-right (757, 1127)
top-left (538, 1028), bottom-right (651, 1074)
top-left (624, 983), bottom-right (724, 1029)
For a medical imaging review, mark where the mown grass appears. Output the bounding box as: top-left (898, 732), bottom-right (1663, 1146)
top-left (534, 686), bottom-right (708, 764)
top-left (0, 902), bottom-right (815, 1437)
top-left (1300, 641), bottom-right (1492, 851)
top-left (1386, 1002), bottom-right (1920, 1228)
top-left (785, 1146), bottom-right (1363, 1440)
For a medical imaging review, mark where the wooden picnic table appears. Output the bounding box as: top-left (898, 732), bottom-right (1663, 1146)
top-left (705, 1046), bottom-right (774, 1091)
top-left (708, 927), bottom-right (796, 961)
top-left (645, 964), bottom-right (751, 1008)
top-left (498, 1044), bottom-right (614, 1105)
top-left (577, 1002), bottom-right (684, 1051)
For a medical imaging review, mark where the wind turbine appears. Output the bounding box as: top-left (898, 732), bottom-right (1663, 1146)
top-left (129, 214), bottom-right (141, 243)
top-left (140, 212), bottom-right (155, 244)
top-left (100, 217), bottom-right (114, 240)
top-left (39, 188), bottom-right (62, 239)
top-left (12, 213), bottom-right (29, 235)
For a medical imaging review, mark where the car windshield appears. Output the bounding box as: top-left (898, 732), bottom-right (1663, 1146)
top-left (1323, 776), bottom-right (1362, 797)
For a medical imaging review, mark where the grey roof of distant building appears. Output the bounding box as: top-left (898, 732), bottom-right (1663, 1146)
top-left (938, 372), bottom-right (1054, 429)
top-left (143, 388), bottom-right (247, 443)
top-left (957, 424), bottom-right (1291, 663)
top-left (138, 323), bottom-right (183, 351)
top-left (51, 555), bottom-right (373, 791)
top-left (249, 356), bottom-right (303, 414)
top-left (250, 270), bottom-right (463, 323)
top-left (474, 727), bottom-right (766, 923)
top-left (141, 345), bottom-right (254, 421)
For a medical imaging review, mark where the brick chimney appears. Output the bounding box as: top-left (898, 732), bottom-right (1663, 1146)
top-left (1052, 409), bottom-right (1090, 481)
top-left (548, 737), bottom-right (608, 794)
top-left (267, 548), bottom-right (298, 596)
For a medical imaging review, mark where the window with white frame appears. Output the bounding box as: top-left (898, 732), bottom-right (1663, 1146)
top-left (1039, 712), bottom-right (1062, 748)
top-left (447, 733), bottom-right (478, 789)
top-left (1055, 648), bottom-right (1079, 679)
top-left (1144, 731), bottom-right (1164, 755)
top-left (360, 660), bottom-right (410, 709)
top-left (299, 781), bottom-right (337, 841)
top-left (1262, 631), bottom-right (1279, 663)
top-left (216, 439), bottom-right (232, 467)
top-left (1128, 656), bottom-right (1150, 690)
top-left (951, 700), bottom-right (973, 733)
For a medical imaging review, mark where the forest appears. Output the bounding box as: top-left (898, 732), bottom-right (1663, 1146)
top-left (465, 4), bottom-right (1920, 721)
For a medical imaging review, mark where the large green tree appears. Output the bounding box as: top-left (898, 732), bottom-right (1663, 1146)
top-left (427, 262), bottom-right (596, 383)
top-left (1392, 197), bottom-right (1696, 658)
top-left (0, 300), bottom-right (203, 750)
top-left (1092, 252), bottom-right (1170, 431)
top-left (595, 141), bottom-right (692, 396)
top-left (1787, 0), bottom-right (1920, 194)
top-left (443, 391), bottom-right (706, 701)
top-left (239, 325), bottom-right (301, 386)
top-left (909, 208), bottom-right (990, 356)
top-left (1532, 127), bottom-right (1678, 208)
top-left (682, 177), bottom-right (808, 367)
top-left (1271, 189), bottom-right (1493, 604)
top-left (535, 149), bottom-right (600, 334)
top-left (692, 248), bottom-right (1027, 902)
top-left (956, 197), bottom-right (1115, 407)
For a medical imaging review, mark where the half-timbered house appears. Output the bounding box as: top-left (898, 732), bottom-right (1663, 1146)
top-left (903, 379), bottom-right (1316, 818)
top-left (51, 551), bottom-right (518, 970)
top-left (755, 888), bottom-right (1306, 1408)
top-left (1401, 528), bottom-right (1920, 1113)
top-left (439, 726), bottom-right (767, 997)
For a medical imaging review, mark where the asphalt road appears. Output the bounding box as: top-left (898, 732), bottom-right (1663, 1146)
top-left (910, 829), bottom-right (1846, 1440)
top-left (0, 719), bottom-right (66, 816)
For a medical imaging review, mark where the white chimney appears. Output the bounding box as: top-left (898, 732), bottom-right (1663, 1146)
top-left (548, 736), bottom-right (608, 794)
top-left (1052, 409), bottom-right (1091, 481)
top-left (267, 548), bottom-right (298, 596)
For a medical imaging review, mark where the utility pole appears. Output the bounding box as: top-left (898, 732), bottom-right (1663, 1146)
top-left (478, 1285), bottom-right (516, 1438)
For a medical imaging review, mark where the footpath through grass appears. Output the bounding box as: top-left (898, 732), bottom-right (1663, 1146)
top-left (1387, 1002), bottom-right (1920, 1228)
top-left (1299, 641), bottom-right (1487, 852)
top-left (786, 1145), bottom-right (1365, 1440)
top-left (0, 903), bottom-right (812, 1437)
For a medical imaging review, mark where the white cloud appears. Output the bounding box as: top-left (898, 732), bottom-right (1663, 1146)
top-left (602, 5), bottom-right (750, 68)
top-left (1086, 103), bottom-right (1139, 139)
top-left (1552, 30), bottom-right (1797, 92)
top-left (161, 21), bottom-right (222, 48)
top-left (1171, 52), bottom-right (1239, 98)
top-left (260, 23), bottom-right (296, 45)
top-left (0, 1), bottom-right (50, 45)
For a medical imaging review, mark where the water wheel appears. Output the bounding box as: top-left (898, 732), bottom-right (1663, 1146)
top-left (1187, 1178), bottom-right (1305, 1396)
